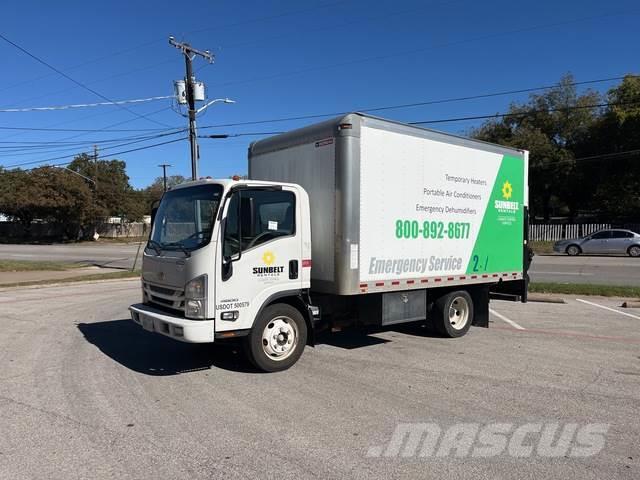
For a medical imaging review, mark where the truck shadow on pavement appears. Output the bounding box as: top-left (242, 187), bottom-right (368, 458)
top-left (77, 319), bottom-right (256, 375)
top-left (77, 320), bottom-right (443, 376)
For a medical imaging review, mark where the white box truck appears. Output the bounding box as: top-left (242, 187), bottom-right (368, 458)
top-left (130, 113), bottom-right (530, 372)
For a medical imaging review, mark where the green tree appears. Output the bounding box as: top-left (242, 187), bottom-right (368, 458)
top-left (0, 167), bottom-right (92, 238)
top-left (0, 168), bottom-right (36, 230)
top-left (472, 73), bottom-right (601, 221)
top-left (579, 75), bottom-right (640, 218)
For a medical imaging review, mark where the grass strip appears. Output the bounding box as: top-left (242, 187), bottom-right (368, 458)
top-left (529, 240), bottom-right (555, 255)
top-left (530, 281), bottom-right (640, 298)
top-left (0, 260), bottom-right (88, 272)
top-left (0, 270), bottom-right (140, 288)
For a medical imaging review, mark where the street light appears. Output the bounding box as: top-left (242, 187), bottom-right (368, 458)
top-left (195, 98), bottom-right (235, 115)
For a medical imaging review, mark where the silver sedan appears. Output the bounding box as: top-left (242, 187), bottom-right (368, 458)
top-left (553, 229), bottom-right (640, 257)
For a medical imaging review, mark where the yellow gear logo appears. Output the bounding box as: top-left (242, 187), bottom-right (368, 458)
top-left (501, 180), bottom-right (513, 200)
top-left (262, 251), bottom-right (275, 266)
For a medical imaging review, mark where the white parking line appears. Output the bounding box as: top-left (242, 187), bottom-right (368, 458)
top-left (538, 271), bottom-right (594, 276)
top-left (576, 298), bottom-right (640, 320)
top-left (489, 308), bottom-right (526, 330)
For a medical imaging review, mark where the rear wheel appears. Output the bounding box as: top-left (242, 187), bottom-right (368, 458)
top-left (245, 303), bottom-right (307, 372)
top-left (566, 245), bottom-right (581, 256)
top-left (629, 245), bottom-right (640, 258)
top-left (433, 291), bottom-right (473, 338)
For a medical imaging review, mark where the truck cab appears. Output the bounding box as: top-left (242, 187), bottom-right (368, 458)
top-left (129, 179), bottom-right (316, 371)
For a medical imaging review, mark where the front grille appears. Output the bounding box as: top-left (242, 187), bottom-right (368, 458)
top-left (148, 284), bottom-right (178, 296)
top-left (143, 281), bottom-right (185, 313)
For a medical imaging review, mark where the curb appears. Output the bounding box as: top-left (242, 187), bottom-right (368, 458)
top-left (621, 301), bottom-right (640, 309)
top-left (527, 294), bottom-right (566, 304)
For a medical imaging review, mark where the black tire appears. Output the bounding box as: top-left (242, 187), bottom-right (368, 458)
top-left (433, 291), bottom-right (473, 338)
top-left (566, 245), bottom-right (581, 256)
top-left (629, 245), bottom-right (640, 258)
top-left (245, 303), bottom-right (307, 372)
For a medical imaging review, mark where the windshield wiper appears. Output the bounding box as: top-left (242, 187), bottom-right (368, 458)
top-left (147, 239), bottom-right (162, 255)
top-left (162, 241), bottom-right (191, 258)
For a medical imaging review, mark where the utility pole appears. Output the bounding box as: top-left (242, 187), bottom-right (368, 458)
top-left (158, 163), bottom-right (172, 192)
top-left (93, 144), bottom-right (99, 196)
top-left (169, 36), bottom-right (214, 180)
top-left (92, 144), bottom-right (99, 240)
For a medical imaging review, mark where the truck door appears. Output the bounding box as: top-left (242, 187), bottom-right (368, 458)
top-left (214, 187), bottom-right (302, 332)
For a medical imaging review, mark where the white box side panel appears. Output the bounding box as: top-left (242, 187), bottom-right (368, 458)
top-left (250, 141), bottom-right (335, 282)
top-left (359, 126), bottom-right (506, 282)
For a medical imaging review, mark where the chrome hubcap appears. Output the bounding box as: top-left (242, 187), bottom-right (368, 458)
top-left (631, 246), bottom-right (640, 257)
top-left (261, 316), bottom-right (298, 361)
top-left (448, 297), bottom-right (470, 330)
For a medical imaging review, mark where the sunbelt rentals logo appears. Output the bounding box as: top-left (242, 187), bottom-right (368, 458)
top-left (252, 250), bottom-right (284, 277)
top-left (495, 180), bottom-right (519, 213)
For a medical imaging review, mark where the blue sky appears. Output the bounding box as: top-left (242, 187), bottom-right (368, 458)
top-left (1, 0), bottom-right (638, 188)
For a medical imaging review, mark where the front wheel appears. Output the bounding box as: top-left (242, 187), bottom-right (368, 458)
top-left (566, 245), bottom-right (581, 256)
top-left (245, 303), bottom-right (307, 372)
top-left (629, 245), bottom-right (640, 258)
top-left (433, 291), bottom-right (473, 338)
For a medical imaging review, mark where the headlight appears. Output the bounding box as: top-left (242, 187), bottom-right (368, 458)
top-left (185, 275), bottom-right (207, 319)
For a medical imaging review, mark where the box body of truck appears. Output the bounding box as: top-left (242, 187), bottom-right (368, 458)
top-left (249, 113), bottom-right (529, 300)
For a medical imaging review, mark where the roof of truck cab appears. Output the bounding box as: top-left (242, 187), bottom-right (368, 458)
top-left (248, 112), bottom-right (527, 159)
top-left (167, 178), bottom-right (300, 192)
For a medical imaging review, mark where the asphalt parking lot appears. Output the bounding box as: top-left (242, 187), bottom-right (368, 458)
top-left (0, 279), bottom-right (638, 479)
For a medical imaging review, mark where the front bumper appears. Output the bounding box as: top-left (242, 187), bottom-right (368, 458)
top-left (552, 243), bottom-right (566, 253)
top-left (129, 303), bottom-right (214, 343)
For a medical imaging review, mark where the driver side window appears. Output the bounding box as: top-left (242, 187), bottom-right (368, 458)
top-left (223, 189), bottom-right (296, 257)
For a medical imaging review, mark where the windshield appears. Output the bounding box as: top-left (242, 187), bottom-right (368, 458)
top-left (150, 184), bottom-right (223, 252)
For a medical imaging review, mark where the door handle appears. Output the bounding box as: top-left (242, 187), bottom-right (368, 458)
top-left (289, 260), bottom-right (299, 279)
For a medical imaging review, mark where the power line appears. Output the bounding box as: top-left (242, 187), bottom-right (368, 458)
top-left (0, 124), bottom-right (172, 133)
top-left (5, 135), bottom-right (187, 169)
top-left (0, 33), bottom-right (171, 128)
top-left (199, 132), bottom-right (285, 139)
top-left (0, 129), bottom-right (186, 159)
top-left (0, 95), bottom-right (174, 113)
top-left (1, 58), bottom-right (177, 112)
top-left (529, 149), bottom-right (640, 169)
top-left (408, 100), bottom-right (640, 126)
top-left (0, 131), bottom-right (184, 148)
top-left (195, 75), bottom-right (638, 130)
top-left (0, 105), bottom-right (178, 162)
top-left (1, 74), bottom-right (633, 135)
top-left (55, 137), bottom-right (187, 167)
top-left (205, 10), bottom-right (640, 92)
top-left (0, 0), bottom-right (351, 102)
